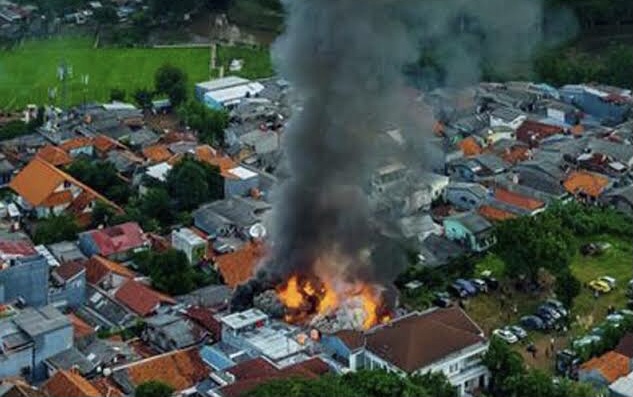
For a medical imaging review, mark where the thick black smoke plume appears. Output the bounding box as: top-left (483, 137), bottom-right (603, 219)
top-left (231, 0), bottom-right (576, 311)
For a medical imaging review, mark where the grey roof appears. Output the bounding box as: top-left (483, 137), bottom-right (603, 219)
top-left (177, 284), bottom-right (232, 307)
top-left (144, 314), bottom-right (205, 350)
top-left (13, 306), bottom-right (70, 337)
top-left (446, 212), bottom-right (493, 234)
top-left (473, 154), bottom-right (508, 174)
top-left (587, 138), bottom-right (633, 164)
top-left (447, 182), bottom-right (490, 200)
top-left (128, 128), bottom-right (159, 148)
top-left (0, 158), bottom-right (15, 174)
top-left (419, 234), bottom-right (465, 268)
top-left (490, 107), bottom-right (525, 122)
top-left (106, 151), bottom-right (141, 173)
top-left (169, 141), bottom-right (197, 155)
top-left (46, 347), bottom-right (96, 375)
top-left (398, 215), bottom-right (441, 240)
top-left (47, 241), bottom-right (87, 263)
top-left (76, 337), bottom-right (138, 367)
top-left (604, 185), bottom-right (633, 206)
top-left (194, 197), bottom-right (271, 233)
top-left (82, 285), bottom-right (135, 328)
top-left (514, 159), bottom-right (565, 181)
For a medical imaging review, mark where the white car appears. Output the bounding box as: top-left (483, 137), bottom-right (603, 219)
top-left (493, 328), bottom-right (519, 344)
top-left (600, 276), bottom-right (617, 289)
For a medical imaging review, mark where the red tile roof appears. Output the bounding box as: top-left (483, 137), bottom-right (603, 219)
top-left (516, 120), bottom-right (564, 146)
top-left (59, 137), bottom-right (93, 151)
top-left (477, 205), bottom-right (517, 222)
top-left (67, 313), bottom-right (95, 340)
top-left (564, 171), bottom-right (610, 198)
top-left (93, 135), bottom-right (126, 154)
top-left (36, 145), bottom-right (72, 167)
top-left (228, 357), bottom-right (278, 380)
top-left (9, 158), bottom-right (121, 212)
top-left (334, 330), bottom-right (365, 350)
top-left (124, 348), bottom-right (209, 391)
top-left (40, 190), bottom-right (73, 207)
top-left (365, 307), bottom-right (485, 373)
top-left (185, 306), bottom-right (222, 339)
top-left (214, 242), bottom-right (265, 288)
top-left (220, 357), bottom-right (329, 397)
top-left (53, 260), bottom-right (85, 281)
top-left (580, 351), bottom-right (630, 383)
top-left (458, 137), bottom-right (483, 157)
top-left (195, 145), bottom-right (238, 179)
top-left (83, 222), bottom-right (147, 257)
top-left (85, 255), bottom-right (136, 285)
top-left (89, 378), bottom-right (124, 397)
top-left (42, 370), bottom-right (101, 397)
top-left (494, 188), bottom-right (545, 211)
top-left (0, 240), bottom-right (36, 258)
top-left (142, 144), bottom-right (173, 163)
top-left (114, 279), bottom-right (175, 317)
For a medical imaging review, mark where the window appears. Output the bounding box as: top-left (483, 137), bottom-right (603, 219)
top-left (449, 363), bottom-right (459, 373)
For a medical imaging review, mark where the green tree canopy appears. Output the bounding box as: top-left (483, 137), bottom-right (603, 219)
top-left (178, 101), bottom-right (229, 146)
top-left (155, 64), bottom-right (188, 107)
top-left (33, 214), bottom-right (80, 245)
top-left (135, 380), bottom-right (174, 397)
top-left (166, 158), bottom-right (223, 211)
top-left (66, 158), bottom-right (132, 205)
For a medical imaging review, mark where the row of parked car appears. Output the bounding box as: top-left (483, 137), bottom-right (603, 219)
top-left (492, 299), bottom-right (569, 344)
top-left (431, 275), bottom-right (500, 308)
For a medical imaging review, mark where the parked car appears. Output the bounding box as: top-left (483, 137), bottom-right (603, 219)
top-left (433, 292), bottom-right (453, 308)
top-left (520, 315), bottom-right (544, 330)
top-left (543, 299), bottom-right (568, 317)
top-left (506, 325), bottom-right (528, 340)
top-left (449, 283), bottom-right (468, 298)
top-left (538, 305), bottom-right (562, 321)
top-left (493, 328), bottom-right (519, 344)
top-left (606, 313), bottom-right (625, 325)
top-left (483, 276), bottom-right (499, 290)
top-left (599, 276), bottom-right (617, 289)
top-left (455, 279), bottom-right (478, 296)
top-left (471, 279), bottom-right (488, 293)
top-left (588, 279), bottom-right (611, 294)
top-left (573, 335), bottom-right (601, 348)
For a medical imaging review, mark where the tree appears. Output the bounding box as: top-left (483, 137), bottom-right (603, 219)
top-left (110, 88), bottom-right (126, 102)
top-left (483, 338), bottom-right (525, 397)
top-left (133, 88), bottom-right (154, 109)
top-left (155, 64), bottom-right (188, 107)
top-left (138, 187), bottom-right (176, 228)
top-left (135, 381), bottom-right (174, 397)
top-left (166, 158), bottom-right (223, 211)
top-left (91, 200), bottom-right (117, 228)
top-left (494, 212), bottom-right (575, 284)
top-left (33, 215), bottom-right (80, 245)
top-left (133, 249), bottom-right (211, 295)
top-left (554, 270), bottom-right (581, 308)
top-left (178, 101), bottom-right (229, 145)
top-left (66, 159), bottom-right (132, 205)
top-left (94, 5), bottom-right (119, 26)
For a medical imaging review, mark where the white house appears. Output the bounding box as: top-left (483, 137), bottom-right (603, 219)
top-left (171, 227), bottom-right (208, 264)
top-left (334, 307), bottom-right (490, 397)
top-left (489, 107), bottom-right (527, 131)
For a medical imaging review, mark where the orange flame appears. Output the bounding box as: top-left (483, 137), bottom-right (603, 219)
top-left (276, 273), bottom-right (386, 330)
top-left (278, 275), bottom-right (303, 309)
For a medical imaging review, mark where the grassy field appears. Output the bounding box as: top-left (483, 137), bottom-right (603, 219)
top-left (0, 37), bottom-right (273, 109)
top-left (466, 234), bottom-right (632, 371)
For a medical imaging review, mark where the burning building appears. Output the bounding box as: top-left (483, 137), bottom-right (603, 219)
top-left (232, 0), bottom-right (562, 332)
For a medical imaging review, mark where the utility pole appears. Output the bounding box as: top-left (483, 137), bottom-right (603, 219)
top-left (57, 60), bottom-right (72, 109)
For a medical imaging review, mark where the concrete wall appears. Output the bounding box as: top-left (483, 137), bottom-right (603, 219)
top-left (49, 272), bottom-right (86, 309)
top-left (0, 255), bottom-right (48, 307)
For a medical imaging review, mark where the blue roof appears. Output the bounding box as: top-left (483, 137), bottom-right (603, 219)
top-left (200, 345), bottom-right (236, 371)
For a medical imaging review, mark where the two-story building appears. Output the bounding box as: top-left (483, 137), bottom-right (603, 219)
top-left (9, 158), bottom-right (121, 222)
top-left (78, 222), bottom-right (148, 261)
top-left (0, 254), bottom-right (49, 307)
top-left (171, 228), bottom-right (208, 265)
top-left (323, 307), bottom-right (490, 397)
top-left (0, 305), bottom-right (72, 381)
top-left (443, 212), bottom-right (496, 252)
